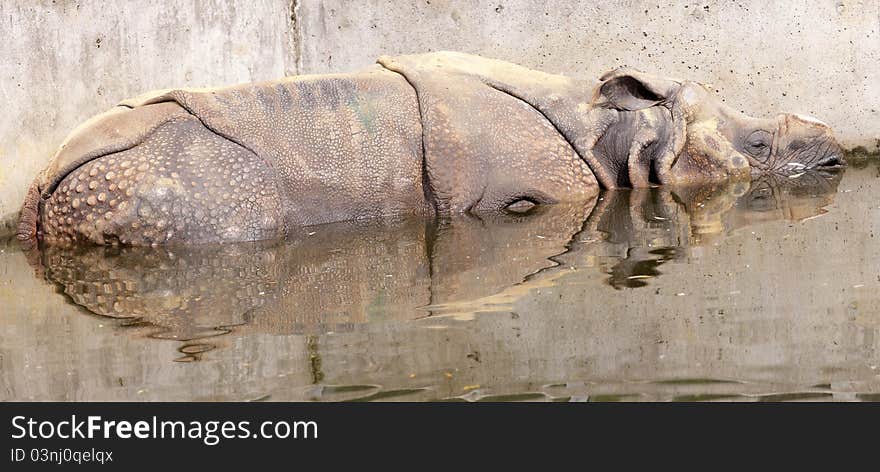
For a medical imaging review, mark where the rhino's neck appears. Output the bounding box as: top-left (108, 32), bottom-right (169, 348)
top-left (473, 75), bottom-right (635, 189)
top-left (477, 72), bottom-right (679, 190)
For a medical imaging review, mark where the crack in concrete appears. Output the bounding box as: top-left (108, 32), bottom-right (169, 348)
top-left (287, 0), bottom-right (303, 76)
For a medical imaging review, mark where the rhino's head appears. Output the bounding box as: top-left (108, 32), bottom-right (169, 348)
top-left (590, 68), bottom-right (844, 186)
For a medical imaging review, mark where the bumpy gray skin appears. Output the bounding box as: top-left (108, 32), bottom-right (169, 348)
top-left (18, 52), bottom-right (844, 246)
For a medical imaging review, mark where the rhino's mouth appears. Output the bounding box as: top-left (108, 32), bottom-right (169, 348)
top-left (811, 153), bottom-right (846, 169)
top-left (758, 147), bottom-right (845, 178)
top-left (766, 162), bottom-right (845, 183)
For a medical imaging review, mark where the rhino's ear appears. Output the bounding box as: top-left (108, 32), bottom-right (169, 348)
top-left (593, 67), bottom-right (680, 111)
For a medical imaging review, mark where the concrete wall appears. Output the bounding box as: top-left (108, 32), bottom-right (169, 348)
top-left (2, 0), bottom-right (878, 219)
top-left (0, 0), bottom-right (296, 218)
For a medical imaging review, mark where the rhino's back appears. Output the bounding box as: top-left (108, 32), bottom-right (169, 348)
top-left (122, 65), bottom-right (430, 227)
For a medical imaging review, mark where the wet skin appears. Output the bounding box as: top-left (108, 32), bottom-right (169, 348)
top-left (18, 52), bottom-right (844, 246)
top-left (37, 169), bottom-right (842, 342)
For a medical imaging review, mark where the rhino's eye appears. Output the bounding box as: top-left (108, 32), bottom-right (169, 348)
top-left (745, 130), bottom-right (772, 161)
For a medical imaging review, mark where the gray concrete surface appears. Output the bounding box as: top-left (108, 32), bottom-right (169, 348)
top-left (0, 0), bottom-right (295, 218)
top-left (2, 0), bottom-right (878, 218)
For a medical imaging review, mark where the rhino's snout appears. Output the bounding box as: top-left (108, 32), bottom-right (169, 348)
top-left (772, 113), bottom-right (845, 172)
top-left (798, 136), bottom-right (845, 171)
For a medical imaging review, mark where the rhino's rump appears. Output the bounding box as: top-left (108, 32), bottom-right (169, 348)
top-left (39, 114), bottom-right (288, 245)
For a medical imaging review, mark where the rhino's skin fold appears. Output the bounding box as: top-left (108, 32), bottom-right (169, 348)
top-left (37, 170), bottom-right (842, 341)
top-left (18, 52), bottom-right (845, 246)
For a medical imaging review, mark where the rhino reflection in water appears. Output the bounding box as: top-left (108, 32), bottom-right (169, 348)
top-left (596, 169), bottom-right (842, 288)
top-left (37, 170), bottom-right (841, 359)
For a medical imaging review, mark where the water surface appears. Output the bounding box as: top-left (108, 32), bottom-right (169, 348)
top-left (2, 164), bottom-right (879, 401)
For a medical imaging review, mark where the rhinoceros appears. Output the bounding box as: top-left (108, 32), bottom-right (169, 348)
top-left (17, 51), bottom-right (844, 246)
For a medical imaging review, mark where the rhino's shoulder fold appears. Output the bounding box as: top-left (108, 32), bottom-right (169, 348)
top-left (377, 52), bottom-right (599, 211)
top-left (377, 52), bottom-right (595, 141)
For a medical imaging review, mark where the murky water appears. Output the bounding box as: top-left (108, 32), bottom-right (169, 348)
top-left (2, 163), bottom-right (879, 401)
